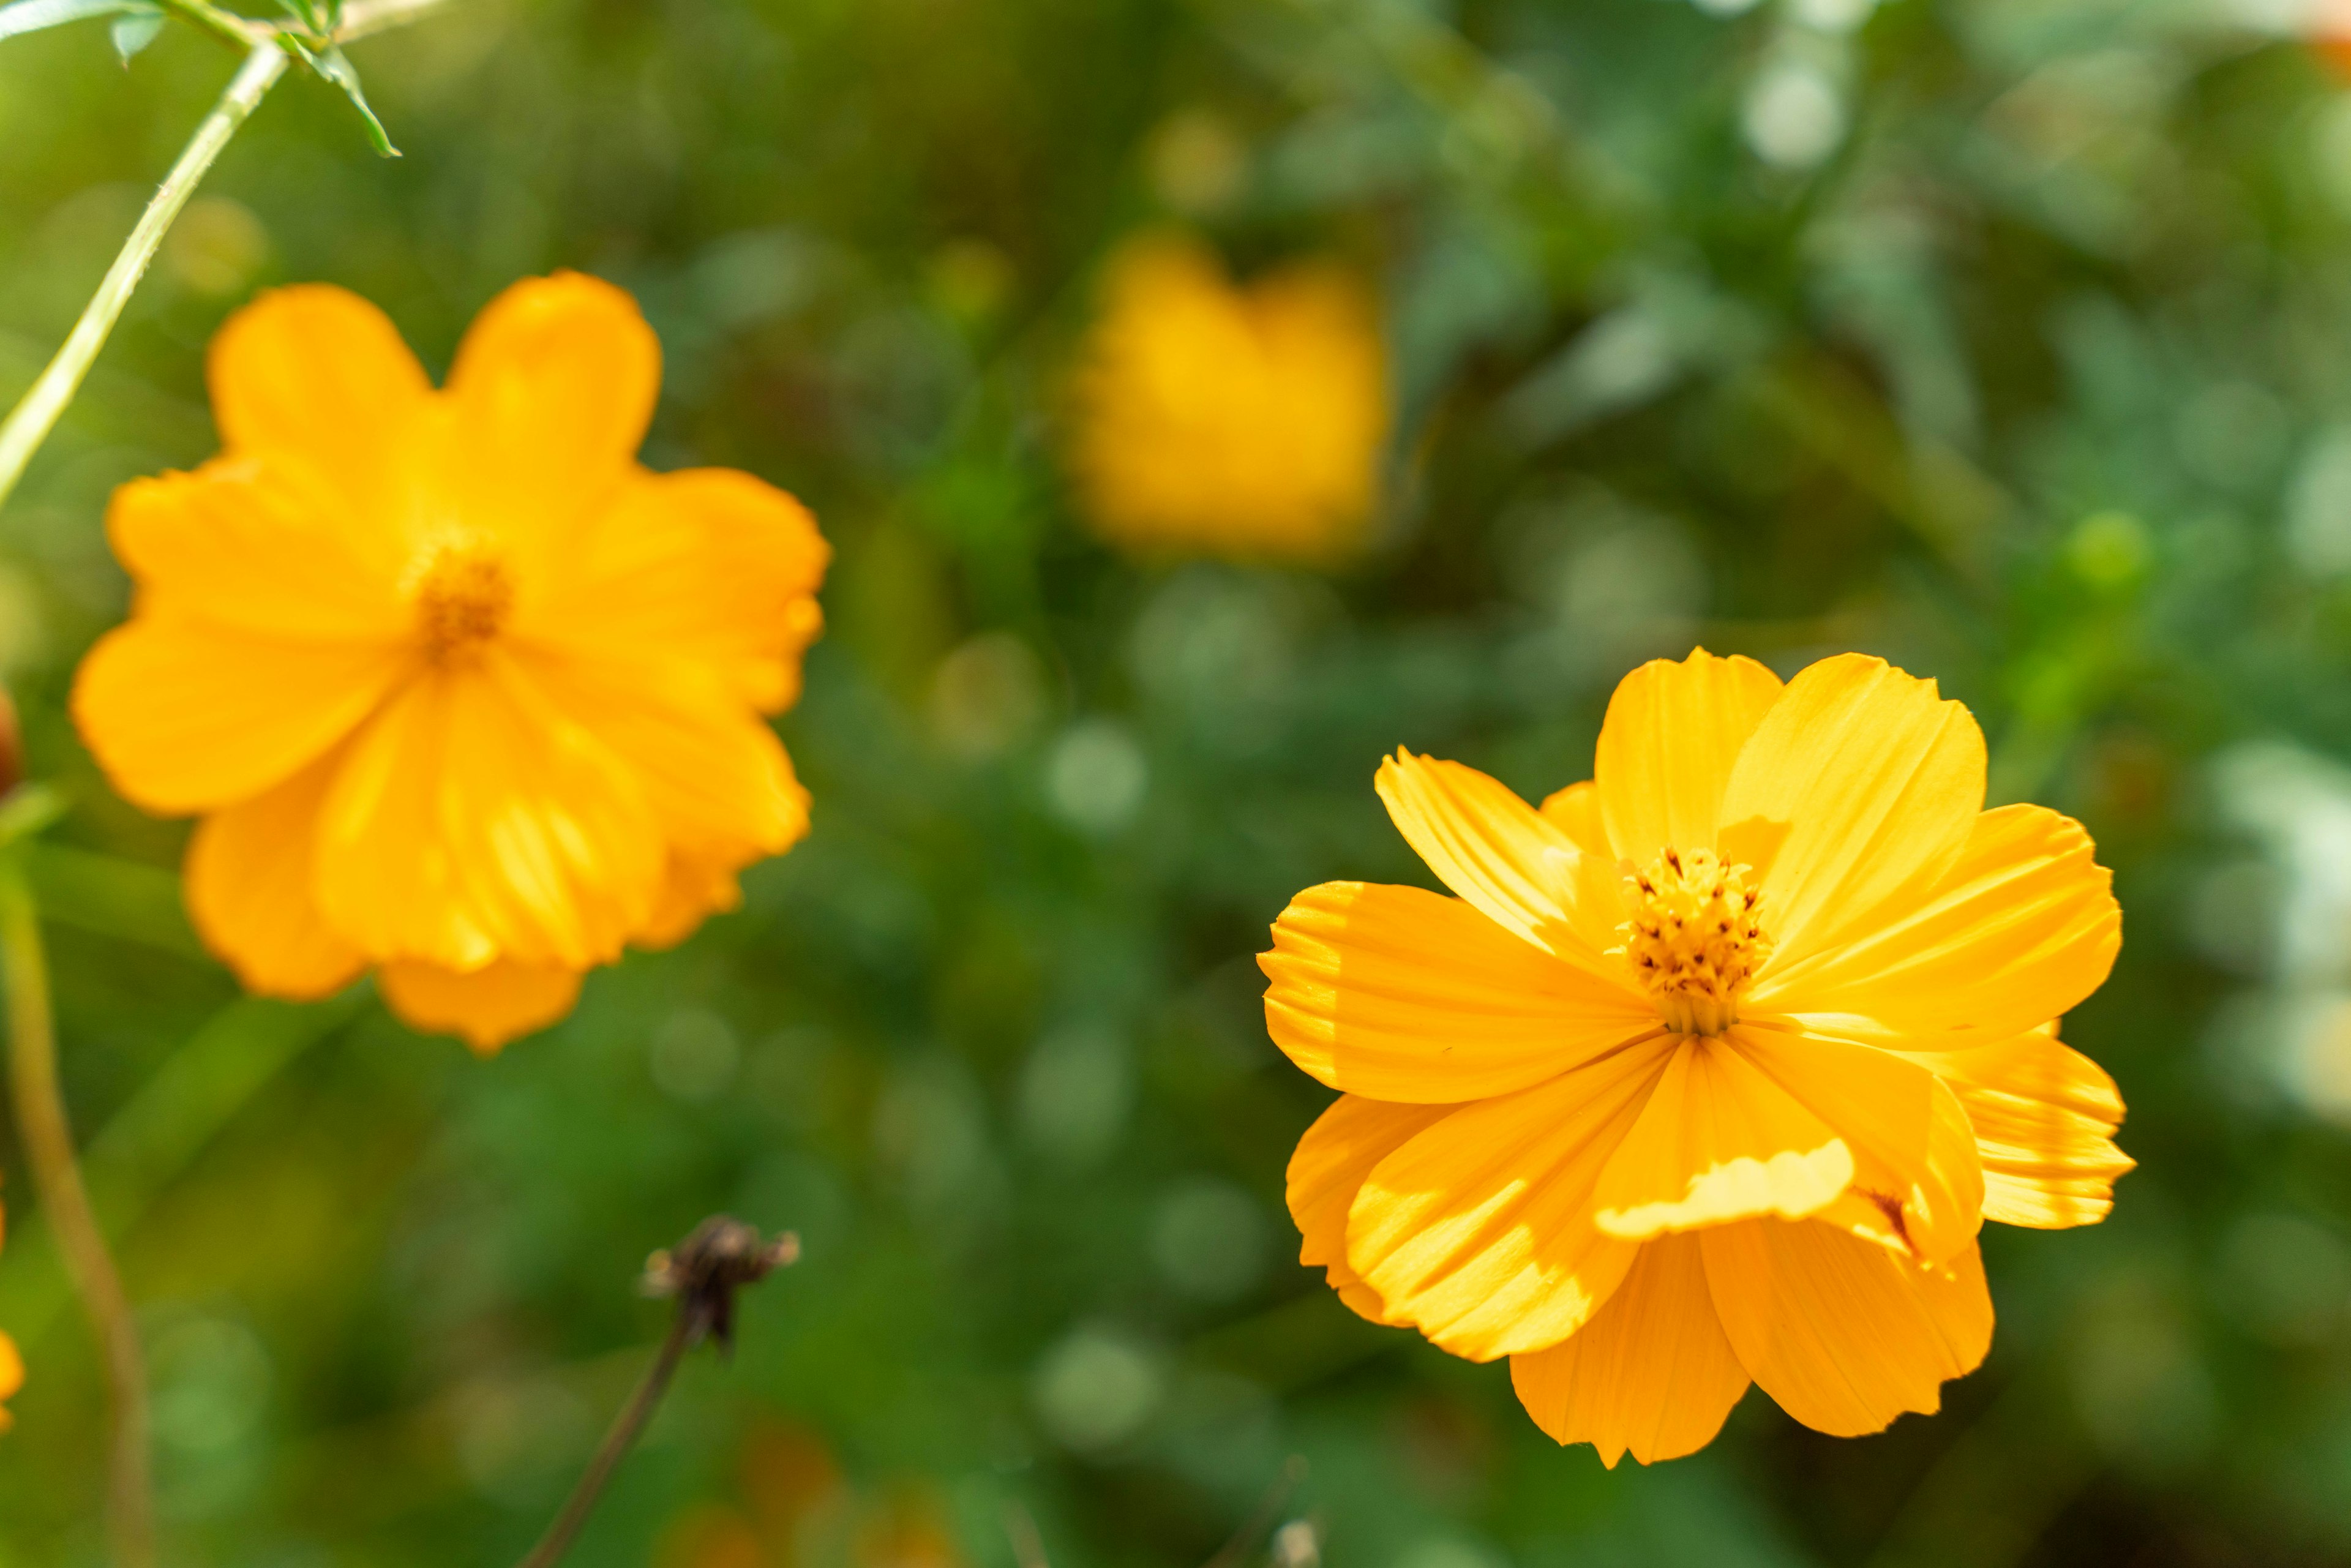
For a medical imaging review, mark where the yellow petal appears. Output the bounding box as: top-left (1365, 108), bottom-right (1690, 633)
top-left (184, 752), bottom-right (366, 998)
top-left (1537, 779), bottom-right (1608, 855)
top-left (1509, 1234), bottom-right (1750, 1467)
top-left (1717, 655), bottom-right (1986, 964)
top-left (72, 615), bottom-right (408, 816)
top-left (1733, 1023), bottom-right (1984, 1264)
top-left (207, 283), bottom-right (433, 533)
top-left (1701, 1219), bottom-right (1992, 1438)
top-left (635, 853), bottom-right (746, 951)
top-left (1373, 751), bottom-right (1626, 967)
top-left (1345, 1038), bottom-right (1676, 1360)
top-left (1753, 804), bottom-right (2120, 1038)
top-left (377, 957), bottom-right (582, 1054)
top-left (527, 469), bottom-right (830, 713)
top-left (1595, 650), bottom-right (1784, 866)
top-left (1260, 880), bottom-right (1659, 1103)
top-left (1287, 1093), bottom-right (1455, 1322)
top-left (1591, 1037), bottom-right (1854, 1239)
top-left (0, 1329), bottom-right (20, 1427)
top-left (1903, 1026), bottom-right (2132, 1229)
top-left (443, 272), bottom-right (659, 568)
top-left (313, 658), bottom-right (663, 972)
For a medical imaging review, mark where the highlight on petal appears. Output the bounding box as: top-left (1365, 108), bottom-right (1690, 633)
top-left (1902, 1026), bottom-right (2133, 1229)
top-left (1345, 1038), bottom-right (1676, 1360)
top-left (1717, 654), bottom-right (1987, 964)
top-left (72, 617), bottom-right (408, 816)
top-left (1261, 880), bottom-right (1657, 1104)
top-left (1288, 1094), bottom-right (1455, 1322)
top-left (1701, 1219), bottom-right (1993, 1438)
top-left (1591, 1036), bottom-right (1854, 1240)
top-left (1754, 803), bottom-right (2120, 1039)
top-left (184, 752), bottom-right (366, 999)
top-left (1595, 649), bottom-right (1784, 866)
top-left (1373, 751), bottom-right (1626, 965)
top-left (1510, 1234), bottom-right (1750, 1468)
top-left (377, 956), bottom-right (583, 1055)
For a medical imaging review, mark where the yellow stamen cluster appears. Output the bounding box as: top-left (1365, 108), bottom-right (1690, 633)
top-left (413, 546), bottom-right (515, 660)
top-left (1619, 847), bottom-right (1770, 1037)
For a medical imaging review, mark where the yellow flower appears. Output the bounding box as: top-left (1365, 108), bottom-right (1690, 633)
top-left (0, 1329), bottom-right (17, 1435)
top-left (1263, 650), bottom-right (2130, 1465)
top-left (72, 274), bottom-right (830, 1052)
top-left (1067, 234), bottom-right (1389, 563)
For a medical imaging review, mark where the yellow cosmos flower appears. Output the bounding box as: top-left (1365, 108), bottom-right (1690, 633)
top-left (1263, 650), bottom-right (2131, 1465)
top-left (72, 274), bottom-right (830, 1052)
top-left (1067, 234), bottom-right (1389, 563)
top-left (0, 1329), bottom-right (17, 1435)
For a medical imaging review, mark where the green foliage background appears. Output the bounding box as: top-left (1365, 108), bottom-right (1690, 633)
top-left (0, 0), bottom-right (2344, 1562)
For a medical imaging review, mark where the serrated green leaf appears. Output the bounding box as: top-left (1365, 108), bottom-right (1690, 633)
top-left (0, 0), bottom-right (135, 43)
top-left (108, 6), bottom-right (160, 61)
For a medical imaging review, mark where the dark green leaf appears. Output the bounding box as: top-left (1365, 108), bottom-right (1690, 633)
top-left (0, 0), bottom-right (136, 43)
top-left (107, 6), bottom-right (159, 61)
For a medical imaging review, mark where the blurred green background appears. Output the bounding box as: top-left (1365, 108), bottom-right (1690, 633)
top-left (4, 0), bottom-right (2350, 1562)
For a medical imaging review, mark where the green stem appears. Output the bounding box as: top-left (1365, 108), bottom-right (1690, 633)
top-left (155, 0), bottom-right (266, 51)
top-left (512, 1308), bottom-right (698, 1568)
top-left (0, 854), bottom-right (152, 1568)
top-left (0, 40), bottom-right (287, 519)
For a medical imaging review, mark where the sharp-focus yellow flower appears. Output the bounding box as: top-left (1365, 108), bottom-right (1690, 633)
top-left (1067, 234), bottom-right (1388, 563)
top-left (73, 274), bottom-right (829, 1052)
top-left (1263, 650), bottom-right (2130, 1465)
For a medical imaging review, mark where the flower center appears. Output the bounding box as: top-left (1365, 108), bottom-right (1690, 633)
top-left (413, 546), bottom-right (514, 660)
top-left (1618, 847), bottom-right (1771, 1037)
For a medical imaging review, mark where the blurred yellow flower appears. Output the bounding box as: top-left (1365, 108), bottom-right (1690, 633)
top-left (0, 1191), bottom-right (17, 1434)
top-left (73, 274), bottom-right (829, 1052)
top-left (1264, 650), bottom-right (2131, 1465)
top-left (1068, 234), bottom-right (1388, 563)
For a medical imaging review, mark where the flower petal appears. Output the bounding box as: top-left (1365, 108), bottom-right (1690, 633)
top-left (1374, 751), bottom-right (1627, 967)
top-left (1591, 1037), bottom-right (1854, 1240)
top-left (1537, 780), bottom-right (1608, 855)
top-left (1902, 1026), bottom-right (2132, 1229)
top-left (184, 752), bottom-right (366, 999)
top-left (443, 273), bottom-right (660, 567)
top-left (1701, 1220), bottom-right (1993, 1438)
top-left (527, 469), bottom-right (829, 713)
top-left (377, 957), bottom-right (582, 1054)
top-left (1346, 1038), bottom-right (1676, 1360)
top-left (1595, 650), bottom-right (1784, 866)
top-left (1288, 1093), bottom-right (1455, 1322)
top-left (314, 657), bottom-right (663, 972)
top-left (1509, 1234), bottom-right (1750, 1467)
top-left (207, 283), bottom-right (434, 532)
top-left (0, 1330), bottom-right (20, 1431)
top-left (73, 616), bottom-right (408, 815)
top-left (1753, 804), bottom-right (2120, 1038)
top-left (1718, 655), bottom-right (1986, 964)
top-left (636, 853), bottom-right (746, 951)
top-left (1261, 881), bottom-right (1658, 1104)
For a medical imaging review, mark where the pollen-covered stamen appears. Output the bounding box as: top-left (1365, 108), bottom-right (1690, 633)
top-left (412, 545), bottom-right (515, 660)
top-left (1616, 846), bottom-right (1771, 1037)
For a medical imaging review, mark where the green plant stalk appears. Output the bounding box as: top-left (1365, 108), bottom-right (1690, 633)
top-left (0, 853), bottom-right (152, 1568)
top-left (0, 40), bottom-right (285, 520)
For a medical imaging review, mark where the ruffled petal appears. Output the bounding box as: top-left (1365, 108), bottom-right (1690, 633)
top-left (1261, 881), bottom-right (1659, 1104)
top-left (72, 617), bottom-right (408, 815)
top-left (1374, 751), bottom-right (1627, 967)
top-left (1345, 1038), bottom-right (1677, 1360)
top-left (207, 283), bottom-right (434, 536)
top-left (377, 957), bottom-right (583, 1054)
top-left (1701, 1220), bottom-right (1993, 1438)
top-left (1902, 1026), bottom-right (2132, 1229)
top-left (1733, 1023), bottom-right (1984, 1264)
top-left (1753, 804), bottom-right (2120, 1039)
top-left (443, 273), bottom-right (660, 569)
top-left (313, 657), bottom-right (663, 972)
top-left (184, 752), bottom-right (366, 998)
top-left (526, 469), bottom-right (829, 713)
top-left (1287, 1093), bottom-right (1455, 1322)
top-left (1595, 650), bottom-right (1784, 866)
top-left (635, 853), bottom-right (746, 951)
top-left (1591, 1037), bottom-right (1853, 1240)
top-left (1717, 655), bottom-right (1986, 966)
top-left (1509, 1234), bottom-right (1749, 1467)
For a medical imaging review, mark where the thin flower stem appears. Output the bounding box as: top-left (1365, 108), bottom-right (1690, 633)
top-left (512, 1308), bottom-right (697, 1568)
top-left (0, 854), bottom-right (152, 1568)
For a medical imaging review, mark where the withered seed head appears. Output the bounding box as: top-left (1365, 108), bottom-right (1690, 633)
top-left (642, 1215), bottom-right (800, 1352)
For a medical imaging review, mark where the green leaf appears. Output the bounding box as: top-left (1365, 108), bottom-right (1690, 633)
top-left (0, 784), bottom-right (69, 851)
top-left (107, 4), bottom-right (159, 60)
top-left (291, 36), bottom-right (400, 157)
top-left (0, 0), bottom-right (137, 43)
